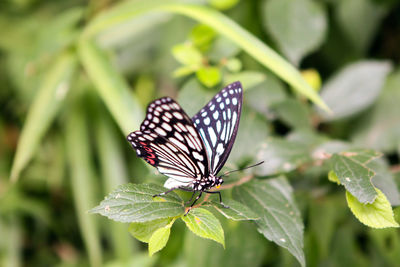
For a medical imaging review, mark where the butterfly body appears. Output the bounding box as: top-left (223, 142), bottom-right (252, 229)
top-left (127, 82), bottom-right (243, 211)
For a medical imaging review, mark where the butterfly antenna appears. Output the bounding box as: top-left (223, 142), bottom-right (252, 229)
top-left (221, 161), bottom-right (264, 177)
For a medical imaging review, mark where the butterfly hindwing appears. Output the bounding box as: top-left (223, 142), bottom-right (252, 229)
top-left (192, 81), bottom-right (243, 175)
top-left (127, 97), bottom-right (210, 188)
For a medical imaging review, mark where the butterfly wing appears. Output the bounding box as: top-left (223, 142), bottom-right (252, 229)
top-left (127, 97), bottom-right (210, 189)
top-left (192, 81), bottom-right (243, 175)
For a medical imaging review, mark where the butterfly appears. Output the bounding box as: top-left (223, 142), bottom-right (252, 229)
top-left (127, 81), bottom-right (243, 213)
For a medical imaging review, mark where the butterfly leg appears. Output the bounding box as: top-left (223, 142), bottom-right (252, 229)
top-left (205, 191), bottom-right (230, 209)
top-left (185, 191), bottom-right (197, 205)
top-left (152, 187), bottom-right (178, 198)
top-left (185, 192), bottom-right (203, 216)
top-left (153, 186), bottom-right (194, 198)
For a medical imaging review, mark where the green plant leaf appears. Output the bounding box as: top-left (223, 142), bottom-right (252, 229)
top-left (330, 150), bottom-right (382, 204)
top-left (328, 170), bottom-right (341, 185)
top-left (184, 221), bottom-right (265, 267)
top-left (271, 98), bottom-right (311, 129)
top-left (196, 66), bottom-right (222, 88)
top-left (82, 0), bottom-right (330, 111)
top-left (225, 58), bottom-right (242, 73)
top-left (10, 51), bottom-right (77, 181)
top-left (189, 24), bottom-right (216, 51)
top-left (208, 35), bottom-right (240, 61)
top-left (77, 40), bottom-right (143, 135)
top-left (181, 208), bottom-right (225, 248)
top-left (129, 218), bottom-right (172, 243)
top-left (245, 76), bottom-right (287, 115)
top-left (262, 0), bottom-right (327, 65)
top-left (208, 0), bottom-right (239, 10)
top-left (224, 71), bottom-right (266, 90)
top-left (148, 226), bottom-right (171, 256)
top-left (229, 110), bottom-right (270, 164)
top-left (367, 158), bottom-right (400, 206)
top-left (346, 189), bottom-right (399, 228)
top-left (255, 138), bottom-right (311, 176)
top-left (172, 43), bottom-right (203, 67)
top-left (233, 177), bottom-right (305, 267)
top-left (208, 199), bottom-right (260, 221)
top-left (90, 184), bottom-right (184, 223)
top-left (335, 0), bottom-right (388, 53)
top-left (351, 68), bottom-right (400, 153)
top-left (318, 61), bottom-right (392, 121)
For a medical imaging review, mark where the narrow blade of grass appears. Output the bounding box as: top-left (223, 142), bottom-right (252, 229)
top-left (66, 99), bottom-right (102, 267)
top-left (10, 51), bottom-right (77, 181)
top-left (95, 109), bottom-right (137, 260)
top-left (78, 40), bottom-right (143, 135)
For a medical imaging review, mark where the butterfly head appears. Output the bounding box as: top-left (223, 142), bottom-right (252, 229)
top-left (215, 176), bottom-right (224, 189)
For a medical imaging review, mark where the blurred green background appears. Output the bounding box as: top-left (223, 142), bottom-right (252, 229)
top-left (1, 0), bottom-right (400, 266)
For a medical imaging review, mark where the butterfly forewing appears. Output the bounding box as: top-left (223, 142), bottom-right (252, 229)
top-left (127, 97), bottom-right (210, 188)
top-left (192, 81), bottom-right (243, 175)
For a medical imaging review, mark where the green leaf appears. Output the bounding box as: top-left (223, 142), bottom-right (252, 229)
top-left (368, 158), bottom-right (400, 206)
top-left (148, 226), bottom-right (171, 256)
top-left (129, 218), bottom-right (172, 243)
top-left (90, 184), bottom-right (184, 223)
top-left (351, 68), bottom-right (400, 153)
top-left (208, 0), bottom-right (239, 10)
top-left (224, 71), bottom-right (266, 90)
top-left (330, 150), bottom-right (382, 204)
top-left (184, 221), bottom-right (265, 267)
top-left (271, 99), bottom-right (311, 129)
top-left (225, 58), bottom-right (242, 73)
top-left (172, 43), bottom-right (203, 67)
top-left (82, 0), bottom-right (330, 111)
top-left (229, 110), bottom-right (270, 163)
top-left (181, 208), bottom-right (225, 247)
top-left (318, 61), bottom-right (392, 121)
top-left (208, 35), bottom-right (240, 61)
top-left (335, 0), bottom-right (388, 53)
top-left (178, 78), bottom-right (211, 116)
top-left (301, 69), bottom-right (322, 91)
top-left (262, 0), bottom-right (327, 65)
top-left (173, 65), bottom-right (197, 77)
top-left (245, 76), bottom-right (287, 115)
top-left (255, 138), bottom-right (311, 176)
top-left (77, 40), bottom-right (143, 135)
top-left (189, 24), bottom-right (216, 51)
top-left (208, 199), bottom-right (260, 221)
top-left (10, 51), bottom-right (77, 181)
top-left (328, 170), bottom-right (341, 185)
top-left (346, 189), bottom-right (399, 228)
top-left (196, 66), bottom-right (222, 88)
top-left (233, 177), bottom-right (305, 267)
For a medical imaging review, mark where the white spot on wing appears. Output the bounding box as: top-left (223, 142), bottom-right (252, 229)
top-left (216, 120), bottom-right (221, 133)
top-left (208, 127), bottom-right (217, 146)
top-left (192, 151), bottom-right (204, 161)
top-left (173, 112), bottom-right (184, 120)
top-left (162, 122), bottom-right (172, 131)
top-left (213, 111), bottom-right (219, 119)
top-left (204, 117), bottom-right (210, 125)
top-left (155, 127), bottom-right (167, 136)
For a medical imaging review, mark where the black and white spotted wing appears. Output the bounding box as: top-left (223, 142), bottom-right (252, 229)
top-left (127, 97), bottom-right (210, 189)
top-left (192, 81), bottom-right (243, 175)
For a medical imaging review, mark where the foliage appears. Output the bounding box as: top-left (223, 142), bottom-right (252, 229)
top-left (1, 0), bottom-right (400, 266)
